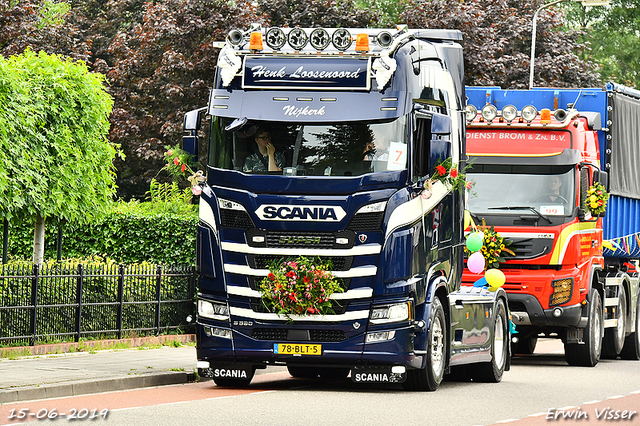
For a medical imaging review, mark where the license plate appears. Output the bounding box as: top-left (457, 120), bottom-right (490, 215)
top-left (273, 343), bottom-right (322, 355)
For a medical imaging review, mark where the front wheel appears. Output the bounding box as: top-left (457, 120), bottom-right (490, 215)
top-left (602, 284), bottom-right (627, 358)
top-left (470, 298), bottom-right (508, 382)
top-left (403, 297), bottom-right (446, 391)
top-left (565, 290), bottom-right (603, 367)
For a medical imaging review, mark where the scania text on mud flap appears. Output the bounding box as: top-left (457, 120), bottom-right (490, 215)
top-left (186, 25), bottom-right (510, 391)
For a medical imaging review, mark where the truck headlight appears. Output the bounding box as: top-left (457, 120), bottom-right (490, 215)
top-left (370, 301), bottom-right (412, 324)
top-left (549, 278), bottom-right (573, 307)
top-left (198, 300), bottom-right (230, 320)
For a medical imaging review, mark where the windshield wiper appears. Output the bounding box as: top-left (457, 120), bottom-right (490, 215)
top-left (488, 206), bottom-right (553, 224)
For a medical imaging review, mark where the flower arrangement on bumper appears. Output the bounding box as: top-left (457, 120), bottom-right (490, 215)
top-left (259, 257), bottom-right (344, 320)
top-left (465, 219), bottom-right (515, 271)
top-left (422, 157), bottom-right (472, 198)
top-left (585, 183), bottom-right (609, 216)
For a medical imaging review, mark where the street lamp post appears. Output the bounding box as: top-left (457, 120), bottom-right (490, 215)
top-left (529, 0), bottom-right (611, 89)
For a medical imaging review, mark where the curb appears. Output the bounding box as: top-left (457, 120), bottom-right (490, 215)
top-left (0, 371), bottom-right (198, 404)
top-left (0, 334), bottom-right (196, 359)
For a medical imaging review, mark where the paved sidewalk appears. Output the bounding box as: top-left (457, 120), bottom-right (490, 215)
top-left (0, 345), bottom-right (198, 404)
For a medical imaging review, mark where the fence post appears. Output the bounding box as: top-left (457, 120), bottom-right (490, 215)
top-left (2, 218), bottom-right (7, 264)
top-left (75, 264), bottom-right (84, 342)
top-left (117, 264), bottom-right (124, 340)
top-left (30, 264), bottom-right (39, 346)
top-left (155, 265), bottom-right (162, 335)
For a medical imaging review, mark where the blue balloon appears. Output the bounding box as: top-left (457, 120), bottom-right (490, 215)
top-left (473, 277), bottom-right (488, 287)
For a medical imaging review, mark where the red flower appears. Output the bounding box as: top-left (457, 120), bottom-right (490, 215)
top-left (268, 273), bottom-right (275, 281)
top-left (181, 163), bottom-right (186, 173)
top-left (435, 165), bottom-right (446, 176)
top-left (303, 276), bottom-right (310, 284)
top-left (307, 307), bottom-right (316, 314)
top-left (466, 181), bottom-right (473, 189)
top-left (450, 168), bottom-right (458, 178)
top-left (173, 157), bottom-right (180, 166)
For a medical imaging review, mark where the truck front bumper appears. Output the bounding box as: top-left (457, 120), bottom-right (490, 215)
top-left (508, 294), bottom-right (587, 328)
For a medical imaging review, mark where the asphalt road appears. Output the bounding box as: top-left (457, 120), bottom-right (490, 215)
top-left (2, 339), bottom-right (639, 426)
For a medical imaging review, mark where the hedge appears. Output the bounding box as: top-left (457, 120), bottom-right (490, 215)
top-left (2, 202), bottom-right (198, 265)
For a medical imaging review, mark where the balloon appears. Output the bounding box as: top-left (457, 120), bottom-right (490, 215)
top-left (467, 252), bottom-right (486, 274)
top-left (464, 210), bottom-right (471, 230)
top-left (465, 232), bottom-right (484, 253)
top-left (473, 277), bottom-right (487, 287)
top-left (485, 268), bottom-right (506, 289)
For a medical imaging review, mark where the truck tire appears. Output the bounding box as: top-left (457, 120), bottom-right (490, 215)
top-left (620, 291), bottom-right (640, 360)
top-left (403, 297), bottom-right (446, 391)
top-left (602, 285), bottom-right (627, 359)
top-left (470, 298), bottom-right (508, 383)
top-left (212, 367), bottom-right (255, 387)
top-left (512, 335), bottom-right (538, 355)
top-left (564, 290), bottom-right (603, 367)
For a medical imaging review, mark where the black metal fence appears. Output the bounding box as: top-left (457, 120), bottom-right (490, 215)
top-left (0, 263), bottom-right (196, 346)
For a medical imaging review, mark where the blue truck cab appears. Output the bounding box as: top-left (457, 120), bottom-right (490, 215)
top-left (185, 25), bottom-right (509, 391)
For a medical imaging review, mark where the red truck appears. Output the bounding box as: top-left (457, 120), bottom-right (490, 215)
top-left (463, 84), bottom-right (640, 366)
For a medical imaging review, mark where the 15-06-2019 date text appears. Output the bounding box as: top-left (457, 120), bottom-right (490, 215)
top-left (7, 408), bottom-right (109, 421)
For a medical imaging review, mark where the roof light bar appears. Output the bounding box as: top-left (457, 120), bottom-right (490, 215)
top-left (501, 105), bottom-right (517, 122)
top-left (355, 33), bottom-right (370, 52)
top-left (332, 28), bottom-right (352, 51)
top-left (265, 27), bottom-right (286, 49)
top-left (465, 105), bottom-right (477, 123)
top-left (521, 105), bottom-right (538, 122)
top-left (288, 28), bottom-right (308, 50)
top-left (310, 28), bottom-right (330, 50)
top-left (481, 104), bottom-right (498, 122)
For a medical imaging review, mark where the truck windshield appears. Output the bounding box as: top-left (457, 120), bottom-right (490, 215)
top-left (467, 165), bottom-right (575, 217)
top-left (208, 116), bottom-right (408, 176)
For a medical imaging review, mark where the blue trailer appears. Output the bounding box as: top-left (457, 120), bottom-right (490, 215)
top-left (183, 25), bottom-right (510, 391)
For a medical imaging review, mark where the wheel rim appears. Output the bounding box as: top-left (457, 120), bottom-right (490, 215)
top-left (431, 315), bottom-right (445, 377)
top-left (494, 313), bottom-right (505, 368)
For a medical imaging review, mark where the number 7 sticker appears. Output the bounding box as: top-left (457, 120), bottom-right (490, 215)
top-left (387, 141), bottom-right (407, 170)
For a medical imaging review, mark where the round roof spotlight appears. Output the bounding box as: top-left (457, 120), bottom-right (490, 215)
top-left (501, 105), bottom-right (518, 122)
top-left (265, 28), bottom-right (286, 50)
top-left (465, 105), bottom-right (478, 123)
top-left (287, 28), bottom-right (308, 50)
top-left (521, 105), bottom-right (538, 122)
top-left (227, 29), bottom-right (245, 47)
top-left (376, 31), bottom-right (393, 48)
top-left (310, 28), bottom-right (331, 50)
top-left (332, 28), bottom-right (352, 51)
top-left (481, 104), bottom-right (498, 122)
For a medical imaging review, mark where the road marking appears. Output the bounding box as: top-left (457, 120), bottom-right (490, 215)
top-left (606, 395), bottom-right (624, 399)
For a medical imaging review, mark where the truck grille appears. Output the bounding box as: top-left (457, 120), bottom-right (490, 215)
top-left (250, 328), bottom-right (348, 342)
top-left (509, 238), bottom-right (551, 259)
top-left (347, 212), bottom-right (384, 231)
top-left (250, 299), bottom-right (349, 315)
top-left (247, 254), bottom-right (353, 271)
top-left (220, 209), bottom-right (254, 229)
top-left (249, 276), bottom-right (351, 292)
top-left (246, 229), bottom-right (356, 249)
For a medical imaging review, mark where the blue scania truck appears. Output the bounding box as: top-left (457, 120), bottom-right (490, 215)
top-left (184, 25), bottom-right (509, 391)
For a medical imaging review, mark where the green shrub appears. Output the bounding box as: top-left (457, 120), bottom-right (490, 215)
top-left (2, 201), bottom-right (198, 265)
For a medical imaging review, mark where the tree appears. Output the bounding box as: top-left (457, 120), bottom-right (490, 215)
top-left (0, 50), bottom-right (117, 264)
top-left (100, 0), bottom-right (261, 198)
top-left (564, 0), bottom-right (640, 87)
top-left (400, 0), bottom-right (601, 88)
top-left (256, 0), bottom-right (375, 28)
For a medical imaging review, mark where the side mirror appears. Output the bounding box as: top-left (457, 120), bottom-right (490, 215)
top-left (182, 107), bottom-right (207, 156)
top-left (594, 170), bottom-right (608, 189)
